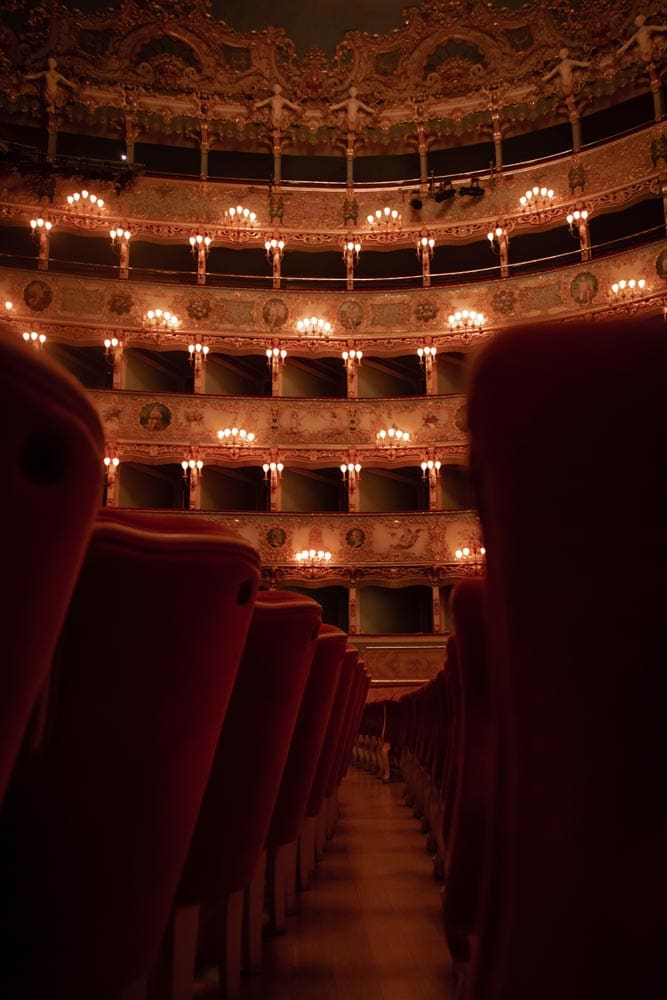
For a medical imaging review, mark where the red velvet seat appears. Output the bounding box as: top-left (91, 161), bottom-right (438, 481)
top-left (325, 657), bottom-right (369, 837)
top-left (159, 589), bottom-right (322, 1000)
top-left (265, 623), bottom-right (348, 931)
top-left (464, 319), bottom-right (667, 1000)
top-left (304, 646), bottom-right (358, 863)
top-left (0, 326), bottom-right (103, 805)
top-left (442, 580), bottom-right (492, 965)
top-left (0, 509), bottom-right (260, 999)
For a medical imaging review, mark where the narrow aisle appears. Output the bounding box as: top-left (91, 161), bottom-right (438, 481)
top-left (200, 767), bottom-right (456, 1000)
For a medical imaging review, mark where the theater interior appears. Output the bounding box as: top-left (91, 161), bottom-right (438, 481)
top-left (0, 1), bottom-right (665, 998)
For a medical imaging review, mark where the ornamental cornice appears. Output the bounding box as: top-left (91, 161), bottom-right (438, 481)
top-left (0, 1), bottom-right (661, 152)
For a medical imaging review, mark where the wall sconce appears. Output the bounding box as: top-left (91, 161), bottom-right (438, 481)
top-left (263, 460), bottom-right (284, 490)
top-left (103, 454), bottom-right (120, 484)
top-left (264, 236), bottom-right (284, 262)
top-left (4, 299), bottom-right (13, 314)
top-left (103, 335), bottom-right (123, 360)
top-left (144, 308), bottom-right (180, 331)
top-left (417, 345), bottom-right (437, 373)
top-left (188, 232), bottom-right (212, 256)
top-left (66, 190), bottom-right (105, 212)
top-left (342, 237), bottom-right (361, 264)
top-left (109, 226), bottom-right (131, 249)
top-left (566, 207), bottom-right (591, 261)
top-left (566, 208), bottom-right (588, 234)
top-left (459, 177), bottom-right (484, 198)
top-left (188, 341), bottom-right (209, 369)
top-left (225, 204), bottom-right (257, 239)
top-left (340, 461), bottom-right (362, 492)
top-left (297, 316), bottom-right (332, 336)
top-left (181, 457), bottom-right (204, 481)
top-left (29, 217), bottom-right (53, 239)
top-left (342, 347), bottom-right (363, 372)
top-left (22, 330), bottom-right (46, 350)
top-left (448, 309), bottom-right (485, 332)
top-left (519, 186), bottom-right (554, 212)
top-left (416, 233), bottom-right (435, 261)
top-left (421, 457), bottom-right (441, 477)
top-left (266, 346), bottom-right (286, 373)
top-left (487, 225), bottom-right (507, 253)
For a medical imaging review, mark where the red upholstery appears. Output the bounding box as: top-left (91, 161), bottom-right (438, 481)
top-left (1, 509), bottom-right (260, 997)
top-left (465, 320), bottom-right (667, 1000)
top-left (306, 647), bottom-right (358, 819)
top-left (442, 579), bottom-right (491, 964)
top-left (266, 624), bottom-right (348, 848)
top-left (177, 589), bottom-right (322, 903)
top-left (0, 326), bottom-right (103, 804)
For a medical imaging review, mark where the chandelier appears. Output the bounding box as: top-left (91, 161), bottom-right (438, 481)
top-left (609, 278), bottom-right (647, 302)
top-left (376, 426), bottom-right (410, 447)
top-left (297, 316), bottom-right (332, 336)
top-left (455, 543), bottom-right (486, 566)
top-left (225, 204), bottom-right (257, 235)
top-left (367, 206), bottom-right (401, 239)
top-left (217, 427), bottom-right (255, 446)
top-left (295, 549), bottom-right (332, 566)
top-left (519, 185), bottom-right (554, 212)
top-left (66, 190), bottom-right (105, 212)
top-left (144, 308), bottom-right (180, 331)
top-left (448, 309), bottom-right (485, 332)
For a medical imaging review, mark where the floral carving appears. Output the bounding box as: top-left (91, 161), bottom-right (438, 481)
top-left (187, 297), bottom-right (211, 321)
top-left (108, 291), bottom-right (133, 316)
top-left (415, 299), bottom-right (439, 324)
top-left (490, 287), bottom-right (516, 316)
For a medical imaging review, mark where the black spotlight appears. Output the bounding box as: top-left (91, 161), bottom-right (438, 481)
top-left (459, 176), bottom-right (484, 198)
top-left (410, 192), bottom-right (423, 210)
top-left (434, 180), bottom-right (455, 203)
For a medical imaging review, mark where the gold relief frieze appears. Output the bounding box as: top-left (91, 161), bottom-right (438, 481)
top-left (87, 390), bottom-right (468, 453)
top-left (191, 510), bottom-right (481, 573)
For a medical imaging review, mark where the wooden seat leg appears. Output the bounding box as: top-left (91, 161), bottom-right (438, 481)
top-left (242, 850), bottom-right (266, 976)
top-left (216, 889), bottom-right (244, 1000)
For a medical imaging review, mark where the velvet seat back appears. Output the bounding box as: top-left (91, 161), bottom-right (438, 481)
top-left (465, 320), bottom-right (667, 1000)
top-left (443, 579), bottom-right (492, 963)
top-left (1, 510), bottom-right (260, 997)
top-left (306, 647), bottom-right (358, 819)
top-left (0, 328), bottom-right (103, 804)
top-left (266, 624), bottom-right (347, 848)
top-left (330, 662), bottom-right (369, 790)
top-left (177, 590), bottom-right (322, 902)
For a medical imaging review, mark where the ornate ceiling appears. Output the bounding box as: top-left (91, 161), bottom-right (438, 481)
top-left (0, 1), bottom-right (663, 153)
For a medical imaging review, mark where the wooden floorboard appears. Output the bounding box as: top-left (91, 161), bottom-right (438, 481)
top-left (196, 767), bottom-right (456, 999)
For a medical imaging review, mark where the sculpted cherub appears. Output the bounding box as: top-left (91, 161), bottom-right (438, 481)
top-left (25, 57), bottom-right (76, 114)
top-left (330, 86), bottom-right (374, 130)
top-left (542, 48), bottom-right (591, 99)
top-left (255, 83), bottom-right (300, 130)
top-left (618, 13), bottom-right (667, 64)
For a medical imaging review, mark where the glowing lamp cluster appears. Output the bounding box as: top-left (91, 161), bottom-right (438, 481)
top-left (265, 237), bottom-right (285, 259)
top-left (22, 330), bottom-right (46, 349)
top-left (188, 341), bottom-right (209, 365)
top-left (295, 549), bottom-right (332, 565)
top-left (520, 186), bottom-right (554, 210)
top-left (104, 336), bottom-right (122, 355)
top-left (144, 308), bottom-right (180, 331)
top-left (448, 309), bottom-right (485, 332)
top-left (182, 458), bottom-right (204, 478)
top-left (567, 208), bottom-right (588, 229)
top-left (104, 455), bottom-right (119, 473)
top-left (67, 190), bottom-right (104, 211)
top-left (110, 226), bottom-right (131, 244)
top-left (343, 238), bottom-right (361, 261)
top-left (421, 458), bottom-right (442, 476)
top-left (610, 278), bottom-right (646, 300)
top-left (189, 233), bottom-right (212, 252)
top-left (417, 345), bottom-right (437, 366)
top-left (417, 234), bottom-right (435, 259)
top-left (376, 427), bottom-right (410, 445)
top-left (367, 207), bottom-right (401, 234)
top-left (217, 427), bottom-right (255, 445)
top-left (297, 316), bottom-right (332, 336)
top-left (342, 348), bottom-right (363, 368)
top-left (226, 204), bottom-right (257, 226)
top-left (455, 544), bottom-right (486, 561)
top-left (29, 217), bottom-right (52, 233)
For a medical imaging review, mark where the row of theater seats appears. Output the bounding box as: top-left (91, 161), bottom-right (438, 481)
top-left (0, 325), bottom-right (370, 1000)
top-left (358, 319), bottom-right (667, 1000)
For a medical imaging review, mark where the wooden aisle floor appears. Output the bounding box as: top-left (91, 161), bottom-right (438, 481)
top-left (197, 767), bottom-right (457, 1000)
